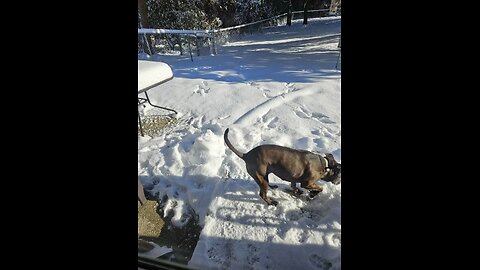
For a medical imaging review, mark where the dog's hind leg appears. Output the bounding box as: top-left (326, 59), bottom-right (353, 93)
top-left (247, 167), bottom-right (278, 206)
top-left (257, 173), bottom-right (278, 206)
top-left (263, 171), bottom-right (278, 189)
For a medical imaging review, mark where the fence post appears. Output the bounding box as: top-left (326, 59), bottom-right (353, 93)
top-left (179, 38), bottom-right (184, 55)
top-left (195, 34), bottom-right (200, 56)
top-left (287, 0), bottom-right (292, 26)
top-left (188, 36), bottom-right (194, 62)
top-left (210, 33), bottom-right (217, 55)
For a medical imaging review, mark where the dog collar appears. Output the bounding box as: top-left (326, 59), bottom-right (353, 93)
top-left (323, 156), bottom-right (330, 171)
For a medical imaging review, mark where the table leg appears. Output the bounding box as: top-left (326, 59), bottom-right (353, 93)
top-left (144, 92), bottom-right (178, 114)
top-left (138, 109), bottom-right (144, 137)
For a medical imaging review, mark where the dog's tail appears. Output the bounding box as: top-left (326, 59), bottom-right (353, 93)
top-left (224, 128), bottom-right (244, 159)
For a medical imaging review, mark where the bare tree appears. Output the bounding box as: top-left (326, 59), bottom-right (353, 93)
top-left (138, 0), bottom-right (154, 54)
top-left (138, 0), bottom-right (149, 27)
top-left (287, 0), bottom-right (292, 26)
top-left (303, 0), bottom-right (310, 24)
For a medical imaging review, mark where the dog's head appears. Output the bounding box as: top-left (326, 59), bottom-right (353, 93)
top-left (321, 153), bottom-right (341, 185)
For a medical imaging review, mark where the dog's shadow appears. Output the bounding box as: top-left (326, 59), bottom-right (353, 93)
top-left (207, 181), bottom-right (341, 268)
top-left (140, 174), bottom-right (337, 230)
top-left (201, 180), bottom-right (341, 269)
top-left (139, 174), bottom-right (340, 268)
top-left (214, 178), bottom-right (340, 231)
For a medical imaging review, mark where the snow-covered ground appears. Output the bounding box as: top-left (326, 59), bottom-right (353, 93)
top-left (138, 16), bottom-right (341, 270)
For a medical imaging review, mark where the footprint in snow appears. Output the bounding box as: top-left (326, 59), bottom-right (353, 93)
top-left (193, 81), bottom-right (210, 95)
top-left (293, 107), bottom-right (311, 119)
top-left (311, 129), bottom-right (322, 136)
top-left (309, 254), bottom-right (332, 270)
top-left (311, 112), bottom-right (336, 124)
top-left (246, 244), bottom-right (260, 268)
top-left (261, 115), bottom-right (279, 128)
top-left (294, 107), bottom-right (336, 124)
top-left (218, 115), bottom-right (231, 120)
top-left (284, 82), bottom-right (296, 93)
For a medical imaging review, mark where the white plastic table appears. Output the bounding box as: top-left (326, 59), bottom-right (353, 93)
top-left (138, 60), bottom-right (177, 136)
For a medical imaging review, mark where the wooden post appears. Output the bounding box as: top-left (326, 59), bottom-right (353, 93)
top-left (210, 33), bottom-right (217, 55)
top-left (303, 0), bottom-right (310, 25)
top-left (188, 37), bottom-right (194, 62)
top-left (196, 34), bottom-right (201, 56)
top-left (287, 0), bottom-right (292, 26)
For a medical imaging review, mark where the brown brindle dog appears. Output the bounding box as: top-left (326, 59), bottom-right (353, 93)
top-left (224, 128), bottom-right (341, 206)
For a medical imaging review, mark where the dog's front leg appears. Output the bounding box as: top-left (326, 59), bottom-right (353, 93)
top-left (301, 180), bottom-right (323, 198)
top-left (291, 182), bottom-right (304, 195)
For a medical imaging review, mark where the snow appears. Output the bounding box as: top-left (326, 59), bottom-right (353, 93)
top-left (138, 17), bottom-right (341, 270)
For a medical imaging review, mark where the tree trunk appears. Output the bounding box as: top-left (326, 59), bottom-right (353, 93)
top-left (138, 0), bottom-right (149, 28)
top-left (138, 0), bottom-right (155, 55)
top-left (303, 0), bottom-right (310, 25)
top-left (287, 0), bottom-right (292, 26)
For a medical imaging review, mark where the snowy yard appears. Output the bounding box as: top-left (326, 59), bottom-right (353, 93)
top-left (138, 16), bottom-right (341, 270)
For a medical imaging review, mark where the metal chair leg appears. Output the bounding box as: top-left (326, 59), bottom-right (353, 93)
top-left (137, 91), bottom-right (177, 137)
top-left (144, 92), bottom-right (178, 114)
top-left (138, 110), bottom-right (144, 137)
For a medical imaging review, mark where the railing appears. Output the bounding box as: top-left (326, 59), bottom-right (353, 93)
top-left (138, 9), bottom-right (340, 59)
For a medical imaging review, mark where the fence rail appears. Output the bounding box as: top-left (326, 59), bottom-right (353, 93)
top-left (138, 9), bottom-right (340, 59)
